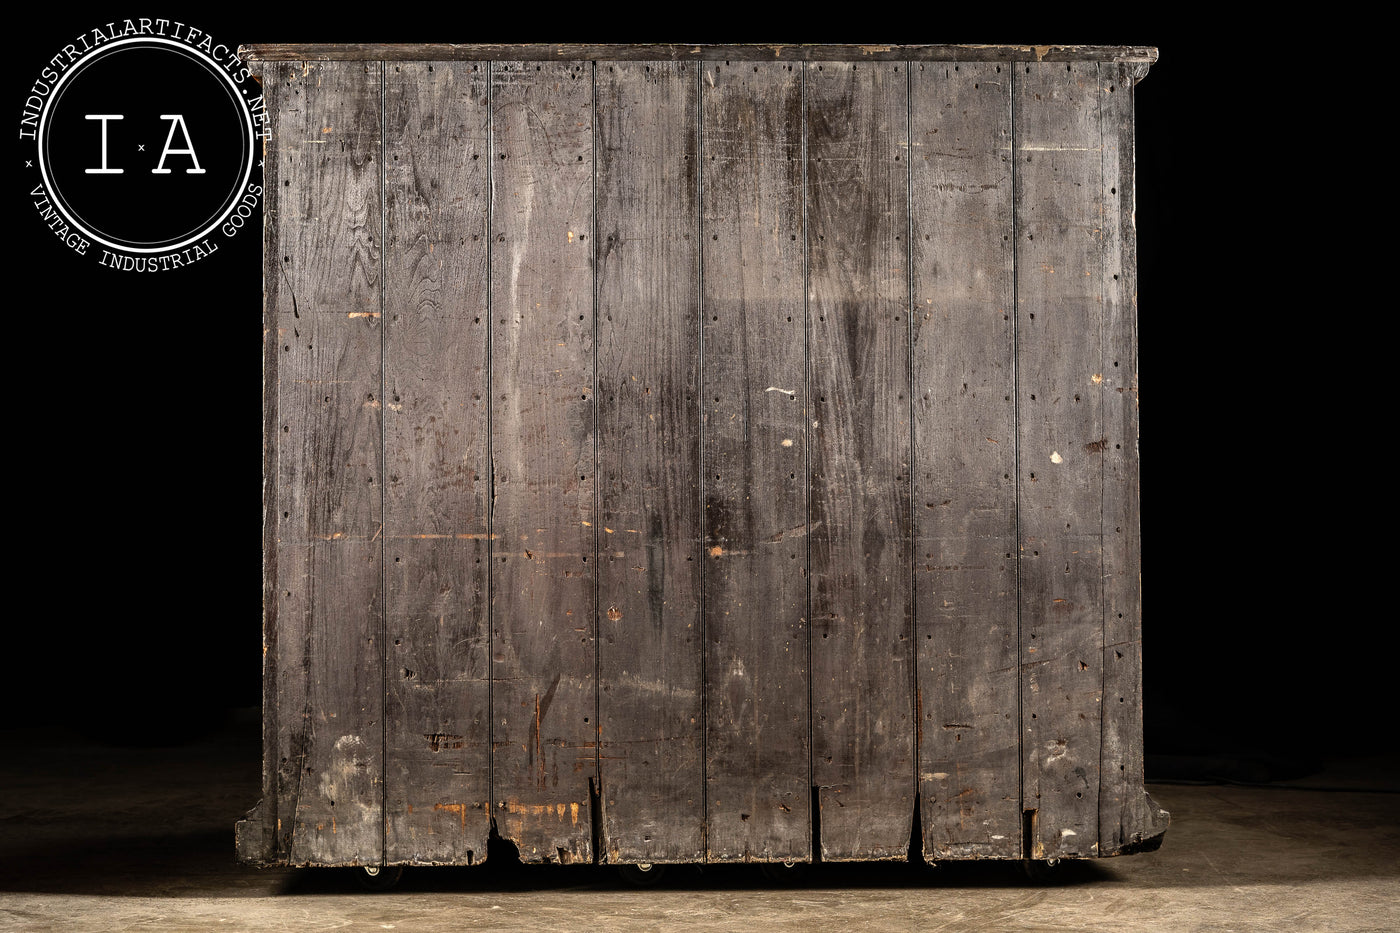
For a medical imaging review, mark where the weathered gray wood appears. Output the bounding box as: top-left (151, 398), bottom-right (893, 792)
top-left (1015, 60), bottom-right (1105, 860)
top-left (489, 60), bottom-right (596, 864)
top-left (381, 61), bottom-right (492, 865)
top-left (244, 47), bottom-right (1162, 871)
top-left (594, 61), bottom-right (704, 865)
top-left (911, 60), bottom-right (1021, 860)
top-left (242, 45), bottom-right (1158, 65)
top-left (806, 60), bottom-right (913, 861)
top-left (1098, 63), bottom-right (1169, 854)
top-left (700, 59), bottom-right (810, 863)
top-left (271, 60), bottom-right (384, 866)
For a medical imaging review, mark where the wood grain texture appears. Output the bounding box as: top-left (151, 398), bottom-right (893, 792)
top-left (700, 59), bottom-right (810, 863)
top-left (910, 60), bottom-right (1020, 860)
top-left (381, 61), bottom-right (492, 865)
top-left (1015, 60), bottom-right (1105, 860)
top-left (594, 61), bottom-right (704, 864)
top-left (270, 60), bottom-right (384, 866)
top-left (1098, 63), bottom-right (1169, 854)
top-left (489, 60), bottom-right (596, 864)
top-left (805, 60), bottom-right (913, 862)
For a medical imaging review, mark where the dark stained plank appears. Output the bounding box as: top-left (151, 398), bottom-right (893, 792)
top-left (489, 60), bottom-right (596, 865)
top-left (805, 60), bottom-right (913, 861)
top-left (700, 59), bottom-right (809, 863)
top-left (270, 60), bottom-right (384, 866)
top-left (594, 61), bottom-right (704, 865)
top-left (381, 61), bottom-right (492, 865)
top-left (1015, 60), bottom-right (1106, 860)
top-left (243, 45), bottom-right (1159, 65)
top-left (1098, 62), bottom-right (1170, 854)
top-left (910, 60), bottom-right (1021, 860)
top-left (238, 60), bottom-right (287, 865)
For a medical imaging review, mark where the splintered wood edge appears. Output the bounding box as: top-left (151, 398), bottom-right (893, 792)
top-left (238, 43), bottom-right (1158, 65)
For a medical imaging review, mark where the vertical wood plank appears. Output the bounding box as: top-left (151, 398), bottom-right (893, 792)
top-left (910, 60), bottom-right (1021, 860)
top-left (490, 59), bottom-right (596, 864)
top-left (700, 59), bottom-right (809, 863)
top-left (271, 60), bottom-right (384, 866)
top-left (240, 60), bottom-right (287, 864)
top-left (1098, 63), bottom-right (1169, 854)
top-left (382, 61), bottom-right (492, 865)
top-left (594, 60), bottom-right (704, 864)
top-left (806, 60), bottom-right (913, 861)
top-left (1016, 60), bottom-right (1105, 860)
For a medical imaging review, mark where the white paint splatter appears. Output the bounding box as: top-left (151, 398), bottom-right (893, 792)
top-left (766, 387), bottom-right (795, 397)
top-left (1050, 451), bottom-right (1063, 464)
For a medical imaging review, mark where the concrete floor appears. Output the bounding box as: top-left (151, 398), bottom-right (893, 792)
top-left (1, 712), bottom-right (1396, 932)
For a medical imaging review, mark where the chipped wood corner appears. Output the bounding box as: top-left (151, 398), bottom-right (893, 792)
top-left (1104, 791), bottom-right (1171, 856)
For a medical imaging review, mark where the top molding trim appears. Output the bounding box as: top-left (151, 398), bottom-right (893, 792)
top-left (238, 43), bottom-right (1158, 65)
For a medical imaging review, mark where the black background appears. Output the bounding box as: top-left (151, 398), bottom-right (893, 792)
top-left (11, 13), bottom-right (1366, 780)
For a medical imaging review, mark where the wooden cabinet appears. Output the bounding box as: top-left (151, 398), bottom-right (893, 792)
top-left (237, 43), bottom-right (1167, 869)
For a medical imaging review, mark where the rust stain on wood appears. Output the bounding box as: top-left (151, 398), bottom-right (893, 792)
top-left (434, 802), bottom-right (469, 828)
top-left (498, 799), bottom-right (585, 822)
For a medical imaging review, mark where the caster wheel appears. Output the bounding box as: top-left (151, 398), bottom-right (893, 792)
top-left (618, 862), bottom-right (667, 887)
top-left (356, 865), bottom-right (404, 891)
top-left (759, 861), bottom-right (808, 884)
top-left (1021, 857), bottom-right (1062, 884)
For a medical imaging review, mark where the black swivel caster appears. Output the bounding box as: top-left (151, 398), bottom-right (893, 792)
top-left (355, 865), bottom-right (404, 891)
top-left (1021, 857), bottom-right (1063, 883)
top-left (617, 862), bottom-right (667, 886)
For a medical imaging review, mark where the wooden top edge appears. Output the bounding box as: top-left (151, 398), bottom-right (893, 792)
top-left (237, 43), bottom-right (1158, 64)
